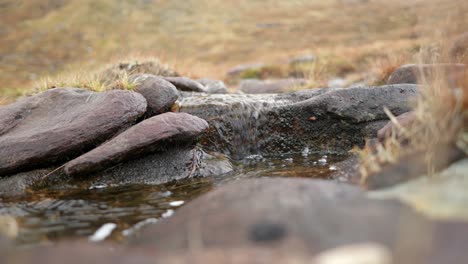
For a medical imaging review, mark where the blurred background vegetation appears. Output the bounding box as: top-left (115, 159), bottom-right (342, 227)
top-left (0, 0), bottom-right (467, 103)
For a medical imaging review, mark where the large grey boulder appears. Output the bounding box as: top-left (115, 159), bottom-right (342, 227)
top-left (0, 88), bottom-right (147, 177)
top-left (130, 74), bottom-right (179, 116)
top-left (64, 112), bottom-right (209, 176)
top-left (179, 84), bottom-right (417, 158)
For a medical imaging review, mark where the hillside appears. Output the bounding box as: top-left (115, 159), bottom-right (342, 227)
top-left (0, 0), bottom-right (467, 101)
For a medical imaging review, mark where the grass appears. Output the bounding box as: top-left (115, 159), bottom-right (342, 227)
top-left (29, 56), bottom-right (177, 95)
top-left (1, 0), bottom-right (468, 97)
top-left (358, 36), bottom-right (468, 185)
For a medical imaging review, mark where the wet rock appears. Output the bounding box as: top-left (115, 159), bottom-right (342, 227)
top-left (239, 78), bottom-right (307, 94)
top-left (377, 111), bottom-right (415, 142)
top-left (262, 84), bottom-right (417, 154)
top-left (0, 168), bottom-right (50, 197)
top-left (179, 84), bottom-right (417, 158)
top-left (386, 64), bottom-right (465, 86)
top-left (0, 88), bottom-right (147, 177)
top-left (369, 158), bottom-right (468, 221)
top-left (85, 147), bottom-right (232, 186)
top-left (227, 63), bottom-right (265, 78)
top-left (64, 112), bottom-right (209, 176)
top-left (130, 74), bottom-right (178, 116)
top-left (329, 155), bottom-right (361, 184)
top-left (162, 77), bottom-right (206, 92)
top-left (289, 54), bottom-right (316, 66)
top-left (197, 79), bottom-right (229, 94)
top-left (131, 177), bottom-right (468, 263)
top-left (450, 32), bottom-right (468, 62)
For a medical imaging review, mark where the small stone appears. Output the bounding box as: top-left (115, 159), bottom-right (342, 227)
top-left (162, 77), bottom-right (206, 92)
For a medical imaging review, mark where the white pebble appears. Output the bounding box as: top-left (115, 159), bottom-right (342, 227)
top-left (162, 209), bottom-right (174, 218)
top-left (169, 201), bottom-right (185, 207)
top-left (89, 223), bottom-right (117, 242)
top-left (329, 165), bottom-right (338, 171)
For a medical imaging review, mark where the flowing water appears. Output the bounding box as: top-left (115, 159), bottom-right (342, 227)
top-left (0, 94), bottom-right (349, 246)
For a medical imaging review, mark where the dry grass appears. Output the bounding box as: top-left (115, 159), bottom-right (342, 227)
top-left (30, 56), bottom-right (177, 94)
top-left (359, 41), bottom-right (468, 185)
top-left (1, 0), bottom-right (467, 96)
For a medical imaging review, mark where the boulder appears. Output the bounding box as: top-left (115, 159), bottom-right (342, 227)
top-left (0, 88), bottom-right (147, 177)
top-left (131, 177), bottom-right (468, 263)
top-left (162, 77), bottom-right (206, 92)
top-left (83, 147), bottom-right (233, 186)
top-left (130, 74), bottom-right (179, 116)
top-left (239, 78), bottom-right (307, 94)
top-left (386, 64), bottom-right (465, 86)
top-left (64, 112), bottom-right (209, 176)
top-left (197, 79), bottom-right (229, 94)
top-left (180, 84), bottom-right (417, 158)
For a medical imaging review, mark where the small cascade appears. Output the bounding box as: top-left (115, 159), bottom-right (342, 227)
top-left (177, 94), bottom-right (289, 160)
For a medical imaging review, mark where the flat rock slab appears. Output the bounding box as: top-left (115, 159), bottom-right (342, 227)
top-left (83, 147), bottom-right (233, 187)
top-left (64, 112), bottom-right (209, 176)
top-left (0, 88), bottom-right (147, 177)
top-left (130, 74), bottom-right (179, 116)
top-left (131, 178), bottom-right (468, 263)
top-left (162, 77), bottom-right (206, 92)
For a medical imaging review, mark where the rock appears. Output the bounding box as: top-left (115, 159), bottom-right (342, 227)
top-left (369, 158), bottom-right (468, 221)
top-left (239, 78), bottom-right (307, 94)
top-left (450, 32), bottom-right (468, 62)
top-left (329, 155), bottom-right (361, 184)
top-left (289, 54), bottom-right (316, 66)
top-left (130, 74), bottom-right (178, 116)
top-left (226, 63), bottom-right (265, 78)
top-left (377, 111), bottom-right (415, 142)
top-left (179, 84), bottom-right (417, 158)
top-left (261, 84), bottom-right (417, 154)
top-left (0, 168), bottom-right (49, 197)
top-left (366, 144), bottom-right (465, 190)
top-left (386, 64), bottom-right (465, 86)
top-left (0, 88), bottom-right (147, 177)
top-left (83, 147), bottom-right (233, 186)
top-left (131, 177), bottom-right (468, 263)
top-left (64, 112), bottom-right (209, 176)
top-left (197, 79), bottom-right (229, 94)
top-left (162, 77), bottom-right (206, 92)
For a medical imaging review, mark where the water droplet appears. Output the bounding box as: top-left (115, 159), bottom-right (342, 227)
top-left (318, 158), bottom-right (327, 165)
